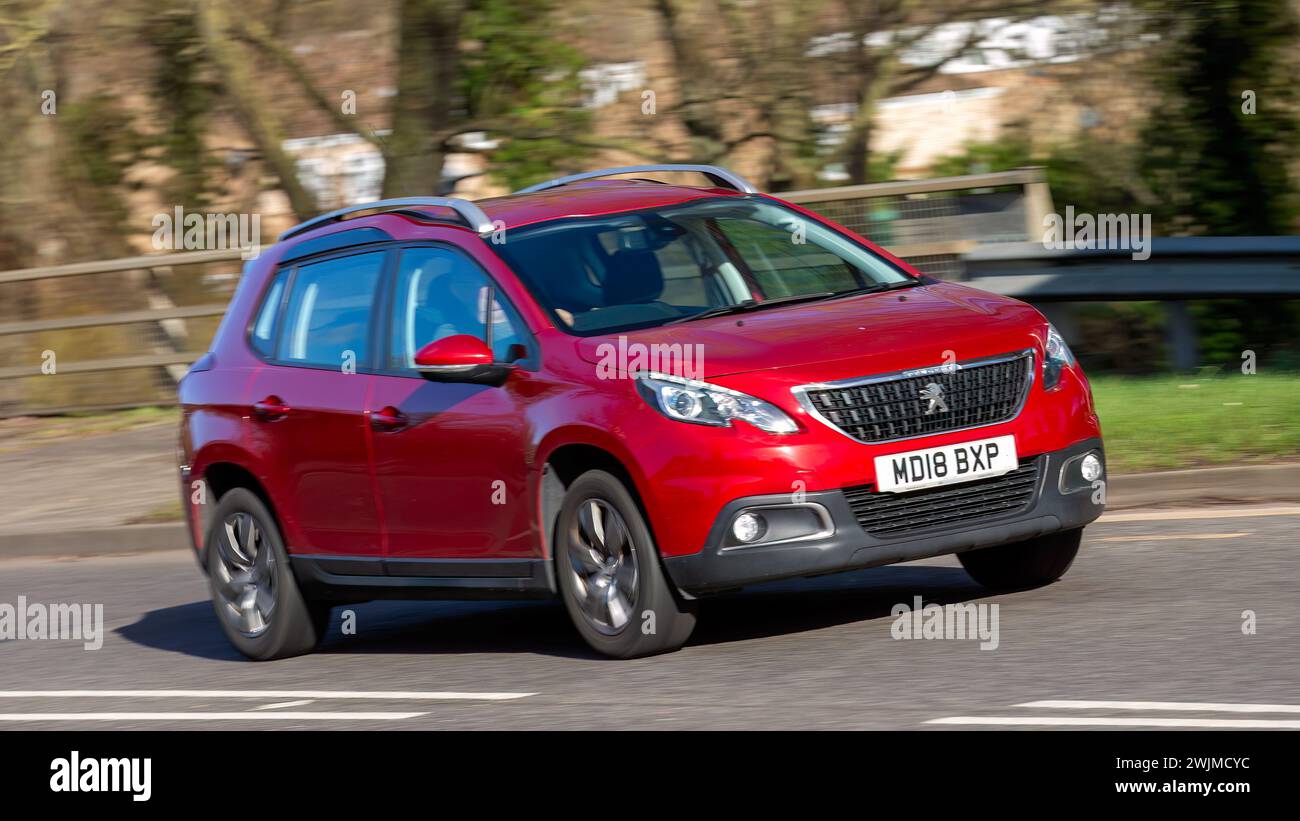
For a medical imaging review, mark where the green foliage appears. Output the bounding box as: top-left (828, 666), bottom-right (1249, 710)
top-left (140, 5), bottom-right (218, 206)
top-left (931, 130), bottom-right (1142, 217)
top-left (930, 134), bottom-right (1036, 179)
top-left (1137, 0), bottom-right (1300, 235)
top-left (1074, 302), bottom-right (1171, 374)
top-left (462, 0), bottom-right (592, 190)
top-left (867, 149), bottom-right (903, 184)
top-left (58, 95), bottom-right (146, 227)
top-left (1190, 299), bottom-right (1300, 371)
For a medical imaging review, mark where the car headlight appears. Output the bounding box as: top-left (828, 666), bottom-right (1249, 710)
top-left (635, 372), bottom-right (798, 434)
top-left (1043, 323), bottom-right (1076, 390)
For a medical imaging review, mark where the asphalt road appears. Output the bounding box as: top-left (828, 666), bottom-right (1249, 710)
top-left (1, 506), bottom-right (1297, 730)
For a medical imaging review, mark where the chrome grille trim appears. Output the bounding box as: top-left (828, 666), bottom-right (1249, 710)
top-left (791, 349), bottom-right (1035, 445)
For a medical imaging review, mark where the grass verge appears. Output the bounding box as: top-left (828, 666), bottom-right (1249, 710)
top-left (1091, 373), bottom-right (1300, 473)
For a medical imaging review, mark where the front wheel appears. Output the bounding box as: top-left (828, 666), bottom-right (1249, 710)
top-left (206, 488), bottom-right (331, 660)
top-left (555, 470), bottom-right (696, 658)
top-left (958, 528), bottom-right (1082, 590)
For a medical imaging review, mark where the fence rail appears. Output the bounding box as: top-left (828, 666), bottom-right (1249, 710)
top-left (0, 249), bottom-right (245, 284)
top-left (0, 248), bottom-right (243, 417)
top-left (8, 169), bottom-right (1285, 416)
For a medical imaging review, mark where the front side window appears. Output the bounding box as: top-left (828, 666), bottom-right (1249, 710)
top-left (491, 198), bottom-right (914, 335)
top-left (388, 247), bottom-right (523, 370)
top-left (277, 251), bottom-right (384, 368)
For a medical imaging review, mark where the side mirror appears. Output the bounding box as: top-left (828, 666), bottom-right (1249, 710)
top-left (413, 334), bottom-right (514, 386)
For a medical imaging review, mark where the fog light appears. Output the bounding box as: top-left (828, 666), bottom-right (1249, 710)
top-left (1080, 453), bottom-right (1103, 482)
top-left (732, 512), bottom-right (768, 543)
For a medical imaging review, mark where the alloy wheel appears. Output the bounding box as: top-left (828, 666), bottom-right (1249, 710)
top-left (567, 498), bottom-right (639, 635)
top-left (212, 512), bottom-right (278, 637)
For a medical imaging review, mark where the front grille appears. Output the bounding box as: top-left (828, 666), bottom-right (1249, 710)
top-left (844, 457), bottom-right (1042, 538)
top-left (800, 352), bottom-right (1031, 443)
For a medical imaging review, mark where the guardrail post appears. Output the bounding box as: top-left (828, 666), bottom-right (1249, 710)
top-left (1021, 168), bottom-right (1055, 245)
top-left (1164, 301), bottom-right (1201, 371)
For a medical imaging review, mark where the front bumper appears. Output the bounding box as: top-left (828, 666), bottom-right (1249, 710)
top-left (662, 437), bottom-right (1104, 595)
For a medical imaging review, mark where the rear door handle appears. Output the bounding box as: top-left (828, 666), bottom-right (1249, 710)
top-left (368, 406), bottom-right (407, 431)
top-left (252, 396), bottom-right (290, 420)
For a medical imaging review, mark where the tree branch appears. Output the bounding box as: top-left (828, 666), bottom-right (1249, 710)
top-left (232, 16), bottom-right (387, 152)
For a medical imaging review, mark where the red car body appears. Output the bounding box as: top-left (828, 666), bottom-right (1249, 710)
top-left (180, 171), bottom-right (1103, 642)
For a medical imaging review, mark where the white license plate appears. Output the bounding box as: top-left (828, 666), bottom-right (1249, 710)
top-left (874, 435), bottom-right (1018, 493)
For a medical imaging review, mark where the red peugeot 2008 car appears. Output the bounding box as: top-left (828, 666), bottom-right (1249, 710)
top-left (179, 164), bottom-right (1104, 660)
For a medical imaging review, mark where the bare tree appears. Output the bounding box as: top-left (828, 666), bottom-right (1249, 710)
top-left (651, 0), bottom-right (1060, 187)
top-left (651, 0), bottom-right (821, 189)
top-left (828, 0), bottom-right (1054, 184)
top-left (196, 0), bottom-right (321, 217)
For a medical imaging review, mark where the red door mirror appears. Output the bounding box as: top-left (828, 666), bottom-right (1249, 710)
top-left (413, 334), bottom-right (512, 386)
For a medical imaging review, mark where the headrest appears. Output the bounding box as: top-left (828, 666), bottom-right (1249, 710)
top-left (604, 248), bottom-right (664, 305)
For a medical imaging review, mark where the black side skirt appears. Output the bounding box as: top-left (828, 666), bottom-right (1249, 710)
top-left (290, 554), bottom-right (556, 601)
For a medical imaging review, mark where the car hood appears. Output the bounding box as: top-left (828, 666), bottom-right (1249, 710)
top-left (575, 282), bottom-right (1047, 381)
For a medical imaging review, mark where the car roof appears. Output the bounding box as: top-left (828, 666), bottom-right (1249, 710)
top-left (472, 180), bottom-right (746, 231)
top-left (276, 164), bottom-right (759, 241)
top-left (276, 170), bottom-right (757, 245)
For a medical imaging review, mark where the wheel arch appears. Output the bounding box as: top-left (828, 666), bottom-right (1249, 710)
top-left (538, 437), bottom-right (651, 561)
top-left (192, 454), bottom-right (281, 567)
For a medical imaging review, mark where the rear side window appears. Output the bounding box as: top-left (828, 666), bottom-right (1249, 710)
top-left (249, 270), bottom-right (288, 358)
top-left (278, 252), bottom-right (384, 369)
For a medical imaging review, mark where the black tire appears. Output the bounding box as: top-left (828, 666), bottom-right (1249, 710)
top-left (958, 527), bottom-right (1082, 590)
top-left (555, 470), bottom-right (696, 658)
top-left (205, 488), bottom-right (331, 660)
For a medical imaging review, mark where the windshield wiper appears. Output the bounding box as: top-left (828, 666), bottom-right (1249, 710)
top-left (817, 278), bottom-right (928, 302)
top-left (663, 278), bottom-right (928, 326)
top-left (663, 292), bottom-right (838, 325)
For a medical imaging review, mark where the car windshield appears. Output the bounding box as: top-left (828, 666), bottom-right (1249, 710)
top-left (490, 197), bottom-right (915, 335)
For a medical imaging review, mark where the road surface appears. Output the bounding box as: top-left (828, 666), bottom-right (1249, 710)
top-left (1, 506), bottom-right (1297, 730)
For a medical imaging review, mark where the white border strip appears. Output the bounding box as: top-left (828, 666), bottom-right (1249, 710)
top-left (0, 712), bottom-right (426, 722)
top-left (927, 716), bottom-right (1300, 728)
top-left (1018, 699), bottom-right (1300, 714)
top-left (0, 690), bottom-right (534, 701)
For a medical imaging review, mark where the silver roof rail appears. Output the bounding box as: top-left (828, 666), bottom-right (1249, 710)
top-left (515, 164), bottom-right (759, 195)
top-left (278, 197), bottom-right (495, 241)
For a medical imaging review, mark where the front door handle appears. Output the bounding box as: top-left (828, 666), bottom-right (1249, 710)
top-left (252, 395), bottom-right (290, 421)
top-left (369, 406), bottom-right (408, 431)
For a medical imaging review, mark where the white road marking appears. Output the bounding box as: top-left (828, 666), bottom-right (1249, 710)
top-left (0, 712), bottom-right (427, 722)
top-left (1019, 699), bottom-right (1300, 714)
top-left (927, 699), bottom-right (1300, 728)
top-left (927, 716), bottom-right (1300, 729)
top-left (249, 700), bottom-right (315, 711)
top-left (0, 690), bottom-right (534, 701)
top-left (1100, 506), bottom-right (1300, 523)
top-left (1095, 532), bottom-right (1250, 543)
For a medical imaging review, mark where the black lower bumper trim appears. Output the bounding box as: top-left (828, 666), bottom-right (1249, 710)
top-left (662, 437), bottom-right (1105, 595)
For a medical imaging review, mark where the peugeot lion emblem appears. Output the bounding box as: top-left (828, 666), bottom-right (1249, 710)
top-left (920, 382), bottom-right (948, 415)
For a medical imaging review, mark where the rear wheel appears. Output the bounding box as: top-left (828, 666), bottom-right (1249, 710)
top-left (206, 488), bottom-right (331, 660)
top-left (958, 528), bottom-right (1082, 590)
top-left (555, 470), bottom-right (695, 658)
